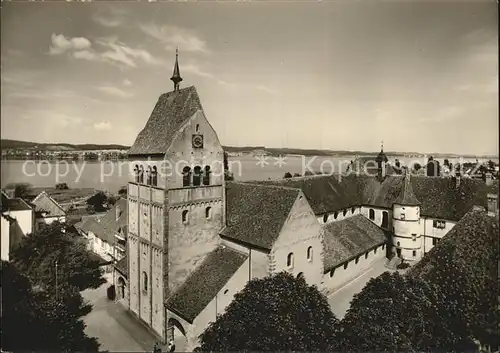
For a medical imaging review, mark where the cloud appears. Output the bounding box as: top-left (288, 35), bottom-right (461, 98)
top-left (97, 85), bottom-right (133, 98)
top-left (92, 6), bottom-right (128, 27)
top-left (255, 85), bottom-right (278, 95)
top-left (123, 79), bottom-right (132, 86)
top-left (418, 106), bottom-right (462, 123)
top-left (182, 63), bottom-right (213, 78)
top-left (71, 37), bottom-right (161, 69)
top-left (49, 34), bottom-right (91, 55)
top-left (139, 23), bottom-right (209, 54)
top-left (94, 121), bottom-right (112, 131)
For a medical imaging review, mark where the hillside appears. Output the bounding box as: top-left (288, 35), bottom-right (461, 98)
top-left (1, 139), bottom-right (496, 159)
top-left (1, 139), bottom-right (129, 151)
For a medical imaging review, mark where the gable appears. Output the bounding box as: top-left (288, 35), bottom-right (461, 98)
top-left (272, 191), bottom-right (322, 249)
top-left (32, 192), bottom-right (66, 217)
top-left (128, 86), bottom-right (204, 156)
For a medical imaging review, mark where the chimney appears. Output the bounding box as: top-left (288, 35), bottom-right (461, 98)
top-left (116, 204), bottom-right (121, 221)
top-left (487, 193), bottom-right (498, 217)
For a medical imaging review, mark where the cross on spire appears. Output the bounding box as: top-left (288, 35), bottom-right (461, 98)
top-left (170, 47), bottom-right (183, 91)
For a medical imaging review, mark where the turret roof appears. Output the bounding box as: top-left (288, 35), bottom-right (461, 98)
top-left (394, 172), bottom-right (421, 206)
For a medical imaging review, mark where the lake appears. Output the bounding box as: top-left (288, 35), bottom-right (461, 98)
top-left (0, 155), bottom-right (492, 193)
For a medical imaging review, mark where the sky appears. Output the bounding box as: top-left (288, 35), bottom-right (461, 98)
top-left (1, 0), bottom-right (498, 156)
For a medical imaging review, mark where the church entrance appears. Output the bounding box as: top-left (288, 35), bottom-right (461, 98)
top-left (117, 277), bottom-right (126, 300)
top-left (167, 318), bottom-right (187, 351)
top-left (396, 248), bottom-right (402, 258)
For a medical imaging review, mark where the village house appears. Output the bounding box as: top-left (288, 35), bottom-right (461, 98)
top-left (75, 198), bottom-right (127, 281)
top-left (31, 191), bottom-right (67, 231)
top-left (1, 190), bottom-right (34, 261)
top-left (120, 52), bottom-right (500, 350)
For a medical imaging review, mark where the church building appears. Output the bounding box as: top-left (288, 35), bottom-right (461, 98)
top-left (118, 52), bottom-right (499, 350)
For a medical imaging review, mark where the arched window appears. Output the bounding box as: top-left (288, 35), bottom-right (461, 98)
top-left (203, 166), bottom-right (211, 186)
top-left (334, 211), bottom-right (338, 219)
top-left (329, 269), bottom-right (335, 278)
top-left (351, 207), bottom-right (355, 214)
top-left (343, 209), bottom-right (347, 216)
top-left (152, 166), bottom-right (158, 186)
top-left (196, 124), bottom-right (200, 132)
top-left (355, 256), bottom-right (359, 264)
top-left (205, 206), bottom-right (212, 219)
top-left (344, 262), bottom-right (348, 270)
top-left (182, 210), bottom-right (188, 224)
top-left (323, 214), bottom-right (328, 223)
top-left (139, 165), bottom-right (144, 184)
top-left (134, 165), bottom-right (140, 183)
top-left (369, 209), bottom-right (375, 220)
top-left (307, 246), bottom-right (313, 261)
top-left (365, 252), bottom-right (369, 259)
top-left (287, 253), bottom-right (294, 268)
top-left (142, 271), bottom-right (148, 292)
top-left (193, 166), bottom-right (202, 186)
top-left (182, 167), bottom-right (191, 187)
top-left (382, 244), bottom-right (385, 250)
top-left (146, 166), bottom-right (152, 185)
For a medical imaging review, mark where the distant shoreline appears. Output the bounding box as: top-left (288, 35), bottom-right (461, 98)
top-left (1, 139), bottom-right (498, 160)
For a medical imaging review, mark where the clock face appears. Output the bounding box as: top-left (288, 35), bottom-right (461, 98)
top-left (192, 134), bottom-right (204, 148)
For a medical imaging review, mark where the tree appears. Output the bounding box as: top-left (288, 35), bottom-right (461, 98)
top-left (413, 163), bottom-right (422, 171)
top-left (55, 182), bottom-right (69, 190)
top-left (444, 159), bottom-right (450, 167)
top-left (8, 182), bottom-right (33, 199)
top-left (283, 172), bottom-right (293, 178)
top-left (223, 151), bottom-right (229, 171)
top-left (1, 261), bottom-right (100, 352)
top-left (340, 272), bottom-right (472, 352)
top-left (304, 171), bottom-right (314, 176)
top-left (107, 195), bottom-right (117, 206)
top-left (199, 272), bottom-right (340, 351)
top-left (118, 185), bottom-right (127, 197)
top-left (11, 221), bottom-right (106, 292)
top-left (86, 191), bottom-right (108, 212)
top-left (293, 173), bottom-right (301, 177)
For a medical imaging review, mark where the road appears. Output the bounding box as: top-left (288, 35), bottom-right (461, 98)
top-left (82, 283), bottom-right (164, 352)
top-left (328, 257), bottom-right (393, 319)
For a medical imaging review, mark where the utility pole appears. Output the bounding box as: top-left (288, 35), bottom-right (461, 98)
top-left (55, 260), bottom-right (59, 301)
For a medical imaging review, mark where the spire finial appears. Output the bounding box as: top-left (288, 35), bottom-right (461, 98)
top-left (170, 48), bottom-right (183, 91)
top-left (381, 140), bottom-right (384, 152)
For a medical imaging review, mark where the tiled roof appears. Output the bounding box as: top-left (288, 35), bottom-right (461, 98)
top-left (3, 198), bottom-right (32, 212)
top-left (77, 218), bottom-right (114, 244)
top-left (410, 207), bottom-right (497, 278)
top-left (76, 198), bottom-right (127, 245)
top-left (252, 174), bottom-right (490, 221)
top-left (115, 256), bottom-right (128, 278)
top-left (31, 191), bottom-right (66, 217)
top-left (322, 214), bottom-right (386, 271)
top-left (221, 182), bottom-right (300, 249)
top-left (128, 86), bottom-right (203, 155)
top-left (393, 173), bottom-right (420, 206)
top-left (248, 174), bottom-right (362, 215)
top-left (166, 246), bottom-right (248, 323)
top-left (97, 198), bottom-right (127, 234)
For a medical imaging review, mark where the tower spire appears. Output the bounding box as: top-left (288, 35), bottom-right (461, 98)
top-left (170, 47), bottom-right (183, 91)
top-left (381, 140), bottom-right (384, 152)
